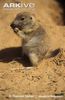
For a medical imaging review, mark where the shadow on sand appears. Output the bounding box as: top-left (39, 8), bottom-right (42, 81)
top-left (0, 47), bottom-right (32, 67)
top-left (56, 0), bottom-right (65, 25)
top-left (0, 47), bottom-right (61, 67)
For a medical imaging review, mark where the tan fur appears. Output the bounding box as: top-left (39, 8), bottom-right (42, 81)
top-left (10, 12), bottom-right (51, 66)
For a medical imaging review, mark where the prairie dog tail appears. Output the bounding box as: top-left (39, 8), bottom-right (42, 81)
top-left (45, 48), bottom-right (61, 58)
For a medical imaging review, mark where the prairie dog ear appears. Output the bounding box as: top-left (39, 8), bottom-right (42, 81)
top-left (29, 13), bottom-right (40, 23)
top-left (31, 15), bottom-right (36, 23)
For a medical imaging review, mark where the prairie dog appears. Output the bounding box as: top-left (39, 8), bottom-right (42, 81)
top-left (10, 12), bottom-right (51, 66)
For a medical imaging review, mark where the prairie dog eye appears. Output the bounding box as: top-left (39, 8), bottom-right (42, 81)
top-left (21, 17), bottom-right (25, 20)
top-left (30, 17), bottom-right (32, 19)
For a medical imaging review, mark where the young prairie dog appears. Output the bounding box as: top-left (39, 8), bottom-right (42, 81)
top-left (10, 12), bottom-right (51, 66)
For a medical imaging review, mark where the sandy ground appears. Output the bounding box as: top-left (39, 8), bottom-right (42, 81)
top-left (0, 0), bottom-right (65, 100)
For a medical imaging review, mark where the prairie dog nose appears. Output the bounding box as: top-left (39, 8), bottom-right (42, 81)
top-left (10, 22), bottom-right (15, 29)
top-left (10, 20), bottom-right (19, 28)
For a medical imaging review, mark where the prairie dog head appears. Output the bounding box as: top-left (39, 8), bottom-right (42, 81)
top-left (10, 12), bottom-right (39, 38)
